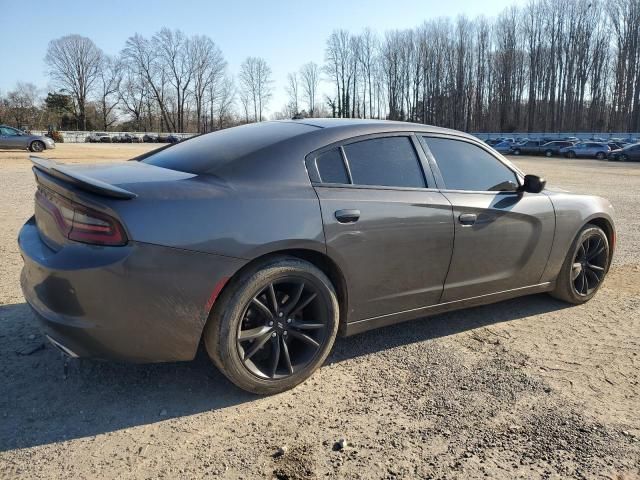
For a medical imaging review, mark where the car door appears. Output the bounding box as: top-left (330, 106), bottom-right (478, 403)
top-left (419, 135), bottom-right (555, 302)
top-left (307, 134), bottom-right (454, 322)
top-left (0, 127), bottom-right (24, 149)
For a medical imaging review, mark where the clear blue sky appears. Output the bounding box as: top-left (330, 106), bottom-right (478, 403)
top-left (0, 0), bottom-right (524, 115)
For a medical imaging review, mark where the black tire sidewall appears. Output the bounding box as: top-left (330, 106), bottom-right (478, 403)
top-left (204, 257), bottom-right (339, 394)
top-left (554, 225), bottom-right (609, 304)
top-left (30, 141), bottom-right (44, 152)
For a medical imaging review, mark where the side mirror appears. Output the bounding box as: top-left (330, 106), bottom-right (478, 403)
top-left (519, 174), bottom-right (546, 193)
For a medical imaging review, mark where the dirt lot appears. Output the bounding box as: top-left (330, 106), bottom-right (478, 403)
top-left (0, 144), bottom-right (638, 479)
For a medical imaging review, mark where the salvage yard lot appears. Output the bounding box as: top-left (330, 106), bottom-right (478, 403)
top-left (0, 144), bottom-right (638, 479)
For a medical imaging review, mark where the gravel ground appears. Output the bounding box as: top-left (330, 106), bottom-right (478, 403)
top-left (0, 144), bottom-right (638, 479)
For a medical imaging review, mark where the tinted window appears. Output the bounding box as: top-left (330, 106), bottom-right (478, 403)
top-left (343, 137), bottom-right (425, 188)
top-left (423, 137), bottom-right (518, 191)
top-left (316, 148), bottom-right (349, 184)
top-left (0, 127), bottom-right (18, 136)
top-left (142, 122), bottom-right (318, 174)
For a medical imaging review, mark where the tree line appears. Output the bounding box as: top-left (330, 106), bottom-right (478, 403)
top-left (1, 0), bottom-right (639, 133)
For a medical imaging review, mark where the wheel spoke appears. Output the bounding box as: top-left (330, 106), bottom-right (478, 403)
top-left (587, 263), bottom-right (605, 273)
top-left (587, 237), bottom-right (601, 257)
top-left (243, 331), bottom-right (272, 361)
top-left (577, 270), bottom-right (587, 294)
top-left (587, 245), bottom-right (605, 261)
top-left (281, 337), bottom-right (294, 374)
top-left (284, 282), bottom-right (305, 315)
top-left (291, 320), bottom-right (325, 330)
top-left (269, 336), bottom-right (281, 378)
top-left (290, 292), bottom-right (318, 316)
top-left (287, 329), bottom-right (320, 348)
top-left (585, 267), bottom-right (601, 284)
top-left (251, 297), bottom-right (274, 321)
top-left (267, 283), bottom-right (279, 316)
top-left (239, 325), bottom-right (272, 341)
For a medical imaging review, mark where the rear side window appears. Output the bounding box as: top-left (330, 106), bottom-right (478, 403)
top-left (343, 137), bottom-right (425, 188)
top-left (423, 137), bottom-right (518, 191)
top-left (316, 148), bottom-right (349, 184)
top-left (142, 122), bottom-right (318, 174)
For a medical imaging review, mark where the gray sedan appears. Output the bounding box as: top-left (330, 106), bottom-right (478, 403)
top-left (18, 119), bottom-right (615, 394)
top-left (0, 125), bottom-right (56, 152)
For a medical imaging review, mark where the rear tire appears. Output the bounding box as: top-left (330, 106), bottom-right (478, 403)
top-left (203, 256), bottom-right (339, 394)
top-left (29, 141), bottom-right (45, 152)
top-left (620, 154), bottom-right (627, 162)
top-left (596, 152), bottom-right (605, 160)
top-left (513, 149), bottom-right (521, 155)
top-left (545, 150), bottom-right (553, 157)
top-left (551, 224), bottom-right (609, 304)
top-left (567, 151), bottom-right (576, 159)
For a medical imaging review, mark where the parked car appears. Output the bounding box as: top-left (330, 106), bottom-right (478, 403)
top-left (511, 140), bottom-right (545, 155)
top-left (166, 134), bottom-right (181, 143)
top-left (18, 119), bottom-right (616, 394)
top-left (608, 143), bottom-right (640, 162)
top-left (559, 142), bottom-right (610, 159)
top-left (86, 132), bottom-right (111, 143)
top-left (607, 142), bottom-right (626, 151)
top-left (0, 125), bottom-right (56, 152)
top-left (122, 133), bottom-right (141, 143)
top-left (539, 141), bottom-right (577, 157)
top-left (492, 141), bottom-right (513, 154)
top-left (143, 134), bottom-right (158, 143)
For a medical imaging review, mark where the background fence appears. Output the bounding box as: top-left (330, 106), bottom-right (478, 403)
top-left (472, 132), bottom-right (640, 141)
top-left (31, 131), bottom-right (196, 143)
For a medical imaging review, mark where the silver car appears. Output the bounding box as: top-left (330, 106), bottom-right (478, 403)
top-left (0, 125), bottom-right (56, 152)
top-left (560, 142), bottom-right (610, 159)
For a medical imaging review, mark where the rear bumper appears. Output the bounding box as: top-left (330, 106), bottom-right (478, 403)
top-left (19, 217), bottom-right (246, 362)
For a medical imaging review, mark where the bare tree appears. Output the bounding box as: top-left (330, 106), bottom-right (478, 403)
top-left (45, 34), bottom-right (103, 130)
top-left (6, 82), bottom-right (40, 128)
top-left (300, 62), bottom-right (320, 117)
top-left (239, 57), bottom-right (273, 122)
top-left (286, 72), bottom-right (300, 115)
top-left (190, 35), bottom-right (226, 133)
top-left (97, 56), bottom-right (122, 130)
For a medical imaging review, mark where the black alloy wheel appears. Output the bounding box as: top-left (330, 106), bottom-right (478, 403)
top-left (236, 278), bottom-right (330, 380)
top-left (571, 234), bottom-right (607, 297)
top-left (204, 257), bottom-right (339, 394)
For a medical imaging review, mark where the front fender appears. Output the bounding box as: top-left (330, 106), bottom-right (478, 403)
top-left (540, 192), bottom-right (615, 283)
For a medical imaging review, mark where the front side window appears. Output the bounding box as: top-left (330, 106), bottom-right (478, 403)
top-left (342, 137), bottom-right (425, 188)
top-left (423, 137), bottom-right (518, 192)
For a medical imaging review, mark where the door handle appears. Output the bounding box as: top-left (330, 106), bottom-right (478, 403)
top-left (458, 213), bottom-right (477, 225)
top-left (335, 209), bottom-right (360, 223)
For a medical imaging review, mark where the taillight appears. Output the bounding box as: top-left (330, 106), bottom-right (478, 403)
top-left (36, 187), bottom-right (127, 246)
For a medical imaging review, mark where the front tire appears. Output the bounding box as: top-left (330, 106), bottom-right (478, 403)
top-left (551, 224), bottom-right (610, 304)
top-left (545, 150), bottom-right (553, 157)
top-left (596, 152), bottom-right (605, 160)
top-left (29, 141), bottom-right (45, 152)
top-left (567, 151), bottom-right (576, 159)
top-left (204, 257), bottom-right (339, 394)
top-left (513, 149), bottom-right (521, 155)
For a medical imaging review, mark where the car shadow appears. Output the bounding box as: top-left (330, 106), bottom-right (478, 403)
top-left (0, 294), bottom-right (568, 452)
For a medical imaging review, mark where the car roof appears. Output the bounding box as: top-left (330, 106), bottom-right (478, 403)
top-left (274, 118), bottom-right (477, 140)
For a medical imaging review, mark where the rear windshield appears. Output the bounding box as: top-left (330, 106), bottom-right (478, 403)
top-left (142, 122), bottom-right (317, 174)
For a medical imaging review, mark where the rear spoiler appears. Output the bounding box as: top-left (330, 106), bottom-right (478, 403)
top-left (30, 156), bottom-right (137, 200)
